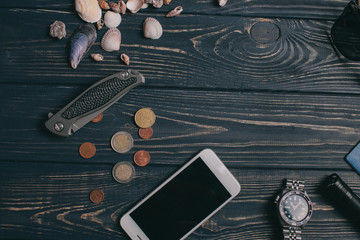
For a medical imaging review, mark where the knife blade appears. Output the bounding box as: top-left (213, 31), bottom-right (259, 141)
top-left (45, 69), bottom-right (145, 137)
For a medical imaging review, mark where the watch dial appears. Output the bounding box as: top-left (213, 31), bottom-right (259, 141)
top-left (282, 194), bottom-right (309, 221)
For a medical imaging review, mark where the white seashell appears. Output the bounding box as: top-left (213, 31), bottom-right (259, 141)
top-left (143, 17), bottom-right (163, 39)
top-left (141, 3), bottom-right (149, 9)
top-left (75, 0), bottom-right (102, 23)
top-left (218, 0), bottom-right (228, 7)
top-left (104, 11), bottom-right (122, 28)
top-left (127, 0), bottom-right (144, 13)
top-left (120, 53), bottom-right (130, 65)
top-left (101, 28), bottom-right (121, 52)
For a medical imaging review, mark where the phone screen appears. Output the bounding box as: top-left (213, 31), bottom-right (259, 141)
top-left (129, 157), bottom-right (231, 240)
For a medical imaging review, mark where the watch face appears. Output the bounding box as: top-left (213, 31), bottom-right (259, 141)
top-left (282, 194), bottom-right (309, 221)
top-left (278, 191), bottom-right (312, 226)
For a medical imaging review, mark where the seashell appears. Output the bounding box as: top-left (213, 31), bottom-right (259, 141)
top-left (218, 0), bottom-right (228, 7)
top-left (104, 11), bottom-right (122, 28)
top-left (97, 19), bottom-right (104, 30)
top-left (143, 17), bottom-right (163, 39)
top-left (163, 0), bottom-right (171, 5)
top-left (141, 3), bottom-right (149, 9)
top-left (91, 53), bottom-right (104, 61)
top-left (101, 28), bottom-right (121, 52)
top-left (120, 1), bottom-right (127, 14)
top-left (75, 0), bottom-right (102, 23)
top-left (152, 0), bottom-right (163, 8)
top-left (69, 24), bottom-right (97, 69)
top-left (120, 53), bottom-right (130, 65)
top-left (49, 20), bottom-right (66, 40)
top-left (109, 1), bottom-right (121, 13)
top-left (127, 0), bottom-right (144, 13)
top-left (98, 0), bottom-right (110, 10)
top-left (165, 6), bottom-right (183, 17)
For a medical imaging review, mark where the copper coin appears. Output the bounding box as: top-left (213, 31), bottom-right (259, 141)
top-left (79, 142), bottom-right (96, 159)
top-left (139, 127), bottom-right (153, 139)
top-left (91, 113), bottom-right (103, 123)
top-left (134, 150), bottom-right (151, 167)
top-left (134, 108), bottom-right (156, 128)
top-left (89, 189), bottom-right (104, 204)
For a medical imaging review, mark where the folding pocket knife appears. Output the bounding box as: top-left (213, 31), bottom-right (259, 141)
top-left (45, 69), bottom-right (145, 137)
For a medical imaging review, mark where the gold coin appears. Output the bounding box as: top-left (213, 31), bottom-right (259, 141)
top-left (134, 108), bottom-right (156, 128)
top-left (79, 142), bottom-right (96, 159)
top-left (112, 161), bottom-right (135, 183)
top-left (111, 131), bottom-right (133, 153)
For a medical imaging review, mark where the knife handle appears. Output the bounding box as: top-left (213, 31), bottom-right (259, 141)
top-left (45, 70), bottom-right (145, 137)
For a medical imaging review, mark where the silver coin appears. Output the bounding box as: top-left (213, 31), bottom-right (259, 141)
top-left (112, 161), bottom-right (135, 183)
top-left (110, 131), bottom-right (134, 153)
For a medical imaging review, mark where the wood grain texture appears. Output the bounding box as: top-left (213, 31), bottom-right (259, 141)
top-left (0, 162), bottom-right (359, 240)
top-left (2, 9), bottom-right (360, 93)
top-left (0, 0), bottom-right (350, 20)
top-left (1, 84), bottom-right (360, 169)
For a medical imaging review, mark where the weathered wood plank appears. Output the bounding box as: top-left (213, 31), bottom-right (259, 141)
top-left (0, 162), bottom-right (359, 239)
top-left (2, 9), bottom-right (360, 94)
top-left (0, 0), bottom-right (350, 20)
top-left (1, 84), bottom-right (360, 169)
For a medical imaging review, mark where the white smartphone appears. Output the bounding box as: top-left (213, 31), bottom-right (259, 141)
top-left (120, 148), bottom-right (241, 240)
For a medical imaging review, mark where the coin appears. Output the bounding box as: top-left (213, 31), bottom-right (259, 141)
top-left (134, 108), bottom-right (156, 128)
top-left (89, 189), bottom-right (104, 204)
top-left (134, 150), bottom-right (151, 167)
top-left (112, 161), bottom-right (135, 183)
top-left (91, 113), bottom-right (103, 123)
top-left (139, 127), bottom-right (153, 139)
top-left (79, 142), bottom-right (96, 159)
top-left (111, 131), bottom-right (133, 153)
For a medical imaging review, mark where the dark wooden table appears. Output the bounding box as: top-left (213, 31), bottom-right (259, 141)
top-left (1, 0), bottom-right (360, 239)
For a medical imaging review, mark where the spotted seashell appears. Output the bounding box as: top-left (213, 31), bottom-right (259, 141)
top-left (104, 11), bottom-right (122, 28)
top-left (218, 0), bottom-right (228, 7)
top-left (97, 19), bottom-right (104, 30)
top-left (75, 0), bottom-right (102, 23)
top-left (127, 0), bottom-right (144, 13)
top-left (98, 0), bottom-right (110, 10)
top-left (163, 0), bottom-right (171, 5)
top-left (101, 28), bottom-right (121, 52)
top-left (165, 6), bottom-right (183, 17)
top-left (143, 17), bottom-right (163, 40)
top-left (119, 0), bottom-right (127, 14)
top-left (109, 1), bottom-right (121, 13)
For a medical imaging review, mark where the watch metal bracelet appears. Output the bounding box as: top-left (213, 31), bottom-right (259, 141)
top-left (283, 226), bottom-right (302, 240)
top-left (286, 179), bottom-right (305, 191)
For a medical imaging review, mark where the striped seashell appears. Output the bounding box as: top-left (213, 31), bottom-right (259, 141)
top-left (165, 6), bottom-right (183, 17)
top-left (143, 17), bottom-right (163, 39)
top-left (101, 28), bottom-right (121, 52)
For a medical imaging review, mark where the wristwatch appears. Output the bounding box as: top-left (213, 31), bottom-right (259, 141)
top-left (275, 179), bottom-right (313, 240)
